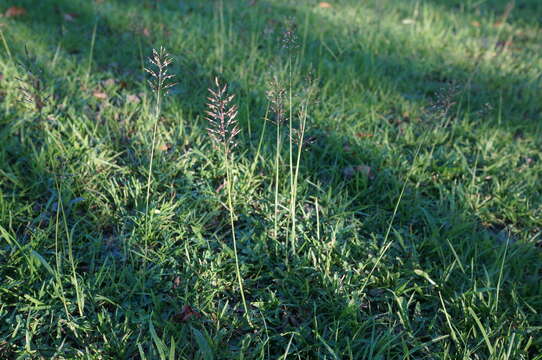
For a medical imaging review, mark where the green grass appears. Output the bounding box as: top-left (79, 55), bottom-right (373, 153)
top-left (0, 0), bottom-right (541, 358)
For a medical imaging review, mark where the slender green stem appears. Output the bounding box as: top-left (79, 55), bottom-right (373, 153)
top-left (86, 21), bottom-right (98, 84)
top-left (274, 120), bottom-right (281, 242)
top-left (290, 102), bottom-right (308, 254)
top-left (144, 78), bottom-right (163, 257)
top-left (53, 181), bottom-right (70, 320)
top-left (0, 29), bottom-right (13, 64)
top-left (225, 150), bottom-right (251, 326)
top-left (287, 56), bottom-right (295, 256)
top-left (218, 0), bottom-right (225, 73)
top-left (58, 183), bottom-right (84, 317)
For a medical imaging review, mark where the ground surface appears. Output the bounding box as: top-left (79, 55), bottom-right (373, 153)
top-left (0, 0), bottom-right (541, 359)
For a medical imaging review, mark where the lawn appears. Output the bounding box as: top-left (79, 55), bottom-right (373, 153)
top-left (0, 0), bottom-right (541, 358)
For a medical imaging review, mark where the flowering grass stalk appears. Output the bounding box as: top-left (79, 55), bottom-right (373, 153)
top-left (266, 77), bottom-right (286, 243)
top-left (144, 47), bottom-right (176, 253)
top-left (205, 77), bottom-right (251, 325)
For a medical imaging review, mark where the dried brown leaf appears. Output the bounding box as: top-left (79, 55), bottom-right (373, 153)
top-left (63, 13), bottom-right (79, 22)
top-left (172, 305), bottom-right (202, 323)
top-left (93, 90), bottom-right (108, 100)
top-left (356, 164), bottom-right (374, 179)
top-left (5, 6), bottom-right (26, 18)
top-left (356, 132), bottom-right (374, 139)
top-left (126, 94), bottom-right (140, 104)
top-left (318, 2), bottom-right (332, 8)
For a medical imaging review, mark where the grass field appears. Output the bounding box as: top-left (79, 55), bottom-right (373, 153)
top-left (0, 0), bottom-right (541, 358)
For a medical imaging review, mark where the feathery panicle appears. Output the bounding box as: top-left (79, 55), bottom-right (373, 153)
top-left (427, 83), bottom-right (460, 121)
top-left (281, 19), bottom-right (299, 50)
top-left (144, 47), bottom-right (176, 94)
top-left (266, 76), bottom-right (286, 125)
top-left (206, 77), bottom-right (240, 153)
top-left (16, 47), bottom-right (48, 115)
top-left (17, 72), bottom-right (46, 113)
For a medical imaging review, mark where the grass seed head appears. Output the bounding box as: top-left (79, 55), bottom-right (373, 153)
top-left (281, 18), bottom-right (299, 50)
top-left (266, 76), bottom-right (286, 125)
top-left (145, 47), bottom-right (176, 94)
top-left (16, 47), bottom-right (48, 115)
top-left (205, 77), bottom-right (240, 154)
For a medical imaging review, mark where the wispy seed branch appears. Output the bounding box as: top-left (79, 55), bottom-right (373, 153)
top-left (144, 47), bottom-right (177, 95)
top-left (266, 76), bottom-right (286, 125)
top-left (206, 77), bottom-right (240, 153)
top-left (16, 47), bottom-right (48, 116)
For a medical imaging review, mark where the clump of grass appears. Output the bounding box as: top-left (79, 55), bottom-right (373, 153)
top-left (205, 77), bottom-right (250, 325)
top-left (143, 47), bottom-right (176, 251)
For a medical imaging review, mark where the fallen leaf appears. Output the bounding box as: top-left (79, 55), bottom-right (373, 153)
top-left (5, 6), bottom-right (26, 18)
top-left (356, 132), bottom-right (374, 139)
top-left (103, 78), bottom-right (116, 87)
top-left (215, 179), bottom-right (227, 193)
top-left (318, 2), bottom-right (332, 8)
top-left (344, 165), bottom-right (375, 180)
top-left (402, 18), bottom-right (416, 25)
top-left (172, 305), bottom-right (202, 322)
top-left (63, 13), bottom-right (79, 22)
top-left (496, 36), bottom-right (513, 52)
top-left (356, 164), bottom-right (374, 179)
top-left (158, 143), bottom-right (171, 152)
top-left (93, 90), bottom-right (108, 100)
top-left (471, 20), bottom-right (481, 27)
top-left (126, 94), bottom-right (140, 104)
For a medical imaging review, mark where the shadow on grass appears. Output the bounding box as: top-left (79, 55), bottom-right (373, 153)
top-left (421, 0), bottom-right (542, 28)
